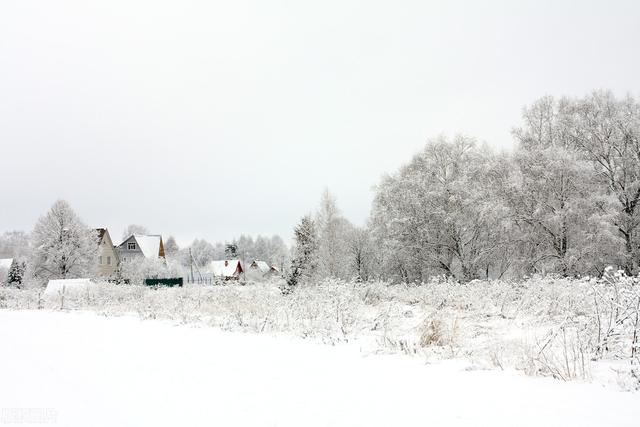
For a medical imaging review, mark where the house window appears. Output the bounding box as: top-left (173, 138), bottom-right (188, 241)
top-left (128, 242), bottom-right (136, 250)
top-left (107, 256), bottom-right (111, 265)
top-left (98, 256), bottom-right (102, 265)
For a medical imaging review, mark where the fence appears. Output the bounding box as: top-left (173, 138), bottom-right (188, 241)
top-left (144, 278), bottom-right (183, 287)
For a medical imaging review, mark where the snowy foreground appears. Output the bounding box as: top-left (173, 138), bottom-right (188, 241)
top-left (1, 310), bottom-right (638, 427)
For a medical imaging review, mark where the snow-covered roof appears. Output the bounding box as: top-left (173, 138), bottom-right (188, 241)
top-left (206, 260), bottom-right (242, 278)
top-left (118, 234), bottom-right (162, 259)
top-left (251, 260), bottom-right (271, 273)
top-left (0, 258), bottom-right (13, 270)
top-left (133, 235), bottom-right (162, 259)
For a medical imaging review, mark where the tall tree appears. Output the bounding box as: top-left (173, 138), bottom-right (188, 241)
top-left (187, 238), bottom-right (216, 267)
top-left (348, 226), bottom-right (376, 282)
top-left (566, 91), bottom-right (640, 273)
top-left (267, 235), bottom-right (289, 273)
top-left (163, 236), bottom-right (180, 258)
top-left (511, 96), bottom-right (622, 275)
top-left (7, 260), bottom-right (26, 287)
top-left (29, 200), bottom-right (98, 281)
top-left (315, 189), bottom-right (353, 279)
top-left (0, 230), bottom-right (31, 259)
top-left (371, 136), bottom-right (511, 282)
top-left (287, 215), bottom-right (318, 287)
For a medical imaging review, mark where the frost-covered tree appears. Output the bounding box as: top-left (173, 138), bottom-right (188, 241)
top-left (506, 146), bottom-right (620, 276)
top-left (371, 136), bottom-right (512, 282)
top-left (122, 224), bottom-right (149, 240)
top-left (163, 236), bottom-right (180, 258)
top-left (0, 230), bottom-right (31, 259)
top-left (287, 215), bottom-right (318, 287)
top-left (315, 189), bottom-right (353, 280)
top-left (225, 243), bottom-right (238, 259)
top-left (348, 226), bottom-right (377, 281)
top-left (186, 238), bottom-right (217, 267)
top-left (565, 91), bottom-right (640, 274)
top-left (119, 257), bottom-right (182, 285)
top-left (253, 235), bottom-right (269, 260)
top-left (233, 234), bottom-right (289, 271)
top-left (510, 97), bottom-right (622, 276)
top-left (7, 260), bottom-right (26, 287)
top-left (267, 235), bottom-right (289, 273)
top-left (29, 200), bottom-right (98, 281)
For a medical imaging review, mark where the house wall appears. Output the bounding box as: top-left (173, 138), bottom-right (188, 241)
top-left (97, 231), bottom-right (119, 277)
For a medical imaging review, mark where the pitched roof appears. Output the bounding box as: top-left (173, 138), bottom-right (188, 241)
top-left (206, 260), bottom-right (242, 278)
top-left (133, 234), bottom-right (163, 259)
top-left (250, 260), bottom-right (271, 273)
top-left (119, 234), bottom-right (163, 259)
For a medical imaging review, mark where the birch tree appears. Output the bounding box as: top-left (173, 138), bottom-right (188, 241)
top-left (315, 189), bottom-right (353, 280)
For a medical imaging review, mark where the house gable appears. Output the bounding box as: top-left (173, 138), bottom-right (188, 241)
top-left (117, 234), bottom-right (164, 260)
top-left (95, 228), bottom-right (119, 277)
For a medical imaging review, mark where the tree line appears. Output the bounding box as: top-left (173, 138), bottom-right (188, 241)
top-left (289, 91), bottom-right (640, 284)
top-left (2, 89), bottom-right (638, 287)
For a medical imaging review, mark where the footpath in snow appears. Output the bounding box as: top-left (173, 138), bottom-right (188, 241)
top-left (0, 310), bottom-right (638, 427)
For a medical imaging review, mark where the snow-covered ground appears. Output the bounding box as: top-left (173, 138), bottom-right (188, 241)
top-left (0, 310), bottom-right (638, 427)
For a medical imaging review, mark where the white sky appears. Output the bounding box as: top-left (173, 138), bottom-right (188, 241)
top-left (1, 0), bottom-right (639, 245)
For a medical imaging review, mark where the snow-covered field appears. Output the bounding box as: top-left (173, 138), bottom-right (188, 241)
top-left (2, 275), bottom-right (640, 390)
top-left (0, 310), bottom-right (638, 427)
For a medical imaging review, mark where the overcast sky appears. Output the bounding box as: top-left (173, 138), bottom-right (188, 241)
top-left (1, 0), bottom-right (639, 246)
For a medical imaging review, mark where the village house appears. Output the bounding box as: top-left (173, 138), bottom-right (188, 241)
top-left (247, 260), bottom-right (279, 279)
top-left (206, 259), bottom-right (243, 280)
top-left (95, 228), bottom-right (119, 277)
top-left (116, 234), bottom-right (165, 263)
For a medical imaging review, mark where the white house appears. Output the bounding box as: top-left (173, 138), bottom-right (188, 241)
top-left (247, 260), bottom-right (279, 280)
top-left (206, 260), bottom-right (243, 280)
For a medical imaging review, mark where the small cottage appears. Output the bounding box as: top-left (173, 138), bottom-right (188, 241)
top-left (207, 259), bottom-right (243, 280)
top-left (248, 260), bottom-right (279, 279)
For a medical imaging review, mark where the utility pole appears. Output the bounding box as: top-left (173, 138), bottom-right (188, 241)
top-left (189, 248), bottom-right (203, 282)
top-left (189, 248), bottom-right (194, 282)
